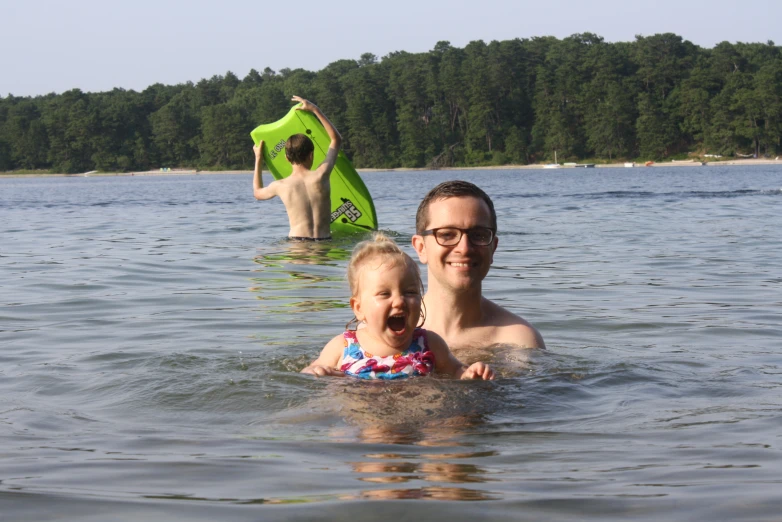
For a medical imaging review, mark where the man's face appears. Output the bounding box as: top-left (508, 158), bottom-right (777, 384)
top-left (412, 196), bottom-right (498, 293)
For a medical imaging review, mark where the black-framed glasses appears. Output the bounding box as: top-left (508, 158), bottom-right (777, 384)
top-left (421, 227), bottom-right (495, 247)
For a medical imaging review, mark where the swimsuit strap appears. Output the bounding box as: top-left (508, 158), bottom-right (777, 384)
top-left (343, 329), bottom-right (359, 346)
top-left (409, 328), bottom-right (427, 353)
top-left (341, 330), bottom-right (364, 359)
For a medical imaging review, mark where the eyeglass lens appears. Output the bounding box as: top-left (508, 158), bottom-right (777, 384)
top-left (435, 228), bottom-right (492, 246)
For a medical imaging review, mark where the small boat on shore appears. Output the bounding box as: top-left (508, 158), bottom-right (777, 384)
top-left (544, 150), bottom-right (560, 168)
top-left (624, 162), bottom-right (634, 168)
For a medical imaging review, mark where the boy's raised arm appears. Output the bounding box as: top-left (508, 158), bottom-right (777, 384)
top-left (252, 142), bottom-right (278, 201)
top-left (291, 95), bottom-right (342, 172)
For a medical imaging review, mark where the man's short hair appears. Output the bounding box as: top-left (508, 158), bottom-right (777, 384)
top-left (285, 134), bottom-right (315, 165)
top-left (415, 180), bottom-right (497, 234)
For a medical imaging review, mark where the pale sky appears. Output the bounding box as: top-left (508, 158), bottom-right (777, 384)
top-left (2, 0), bottom-right (780, 97)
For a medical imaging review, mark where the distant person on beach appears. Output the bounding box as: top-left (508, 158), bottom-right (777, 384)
top-left (411, 181), bottom-right (546, 351)
top-left (252, 96), bottom-right (341, 241)
top-left (301, 233), bottom-right (495, 380)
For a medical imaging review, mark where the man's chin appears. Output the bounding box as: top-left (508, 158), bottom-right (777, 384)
top-left (429, 266), bottom-right (486, 293)
top-left (446, 271), bottom-right (482, 287)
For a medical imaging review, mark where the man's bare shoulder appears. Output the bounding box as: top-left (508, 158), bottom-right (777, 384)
top-left (482, 298), bottom-right (546, 349)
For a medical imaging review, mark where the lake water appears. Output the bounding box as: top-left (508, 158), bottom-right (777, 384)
top-left (2, 166), bottom-right (782, 520)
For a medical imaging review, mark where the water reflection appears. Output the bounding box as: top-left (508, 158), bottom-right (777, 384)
top-left (346, 486), bottom-right (500, 501)
top-left (347, 418), bottom-right (480, 446)
top-left (351, 460), bottom-right (493, 484)
top-left (249, 240), bottom-right (353, 315)
top-left (148, 486), bottom-right (500, 503)
top-left (322, 378), bottom-right (498, 446)
top-left (346, 445), bottom-right (501, 501)
top-left (254, 239), bottom-right (351, 267)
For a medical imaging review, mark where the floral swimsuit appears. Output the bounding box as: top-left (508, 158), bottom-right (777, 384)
top-left (339, 328), bottom-right (435, 380)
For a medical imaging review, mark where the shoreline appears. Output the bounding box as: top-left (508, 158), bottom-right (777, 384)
top-left (359, 158), bottom-right (782, 172)
top-left (2, 158), bottom-right (781, 178)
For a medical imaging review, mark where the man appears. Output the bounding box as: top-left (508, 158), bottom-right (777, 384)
top-left (411, 180), bottom-right (545, 350)
top-left (253, 96), bottom-right (342, 240)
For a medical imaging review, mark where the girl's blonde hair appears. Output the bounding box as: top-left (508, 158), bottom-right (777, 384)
top-left (345, 232), bottom-right (426, 330)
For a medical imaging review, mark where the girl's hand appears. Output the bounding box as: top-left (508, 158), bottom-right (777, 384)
top-left (301, 365), bottom-right (345, 377)
top-left (460, 362), bottom-right (495, 380)
top-left (303, 334), bottom-right (347, 377)
top-left (253, 141), bottom-right (263, 160)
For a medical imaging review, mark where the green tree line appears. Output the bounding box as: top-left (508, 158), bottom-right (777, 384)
top-left (2, 33), bottom-right (781, 173)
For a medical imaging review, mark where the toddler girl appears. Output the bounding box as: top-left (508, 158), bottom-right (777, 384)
top-left (301, 233), bottom-right (494, 380)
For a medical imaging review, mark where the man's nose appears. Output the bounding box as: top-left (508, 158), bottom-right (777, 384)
top-left (454, 231), bottom-right (475, 252)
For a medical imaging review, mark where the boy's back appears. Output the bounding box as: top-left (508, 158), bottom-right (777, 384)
top-left (252, 96), bottom-right (341, 240)
top-left (272, 160), bottom-right (332, 239)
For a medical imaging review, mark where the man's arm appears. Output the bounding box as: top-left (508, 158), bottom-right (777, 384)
top-left (499, 322), bottom-right (546, 349)
top-left (291, 95), bottom-right (342, 172)
top-left (488, 299), bottom-right (547, 349)
top-left (252, 142), bottom-right (279, 200)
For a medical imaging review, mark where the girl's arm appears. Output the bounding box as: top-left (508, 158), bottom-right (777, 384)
top-left (301, 334), bottom-right (346, 377)
top-left (427, 331), bottom-right (495, 380)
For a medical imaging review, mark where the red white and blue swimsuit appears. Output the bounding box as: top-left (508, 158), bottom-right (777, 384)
top-left (339, 328), bottom-right (435, 380)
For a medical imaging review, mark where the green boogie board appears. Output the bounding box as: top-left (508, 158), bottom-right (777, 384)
top-left (250, 106), bottom-right (378, 235)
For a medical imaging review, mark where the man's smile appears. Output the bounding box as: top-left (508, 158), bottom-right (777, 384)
top-left (448, 261), bottom-right (477, 267)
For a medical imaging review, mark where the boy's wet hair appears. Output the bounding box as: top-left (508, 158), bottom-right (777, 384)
top-left (285, 133), bottom-right (315, 165)
top-left (346, 232), bottom-right (425, 329)
top-left (415, 180), bottom-right (497, 234)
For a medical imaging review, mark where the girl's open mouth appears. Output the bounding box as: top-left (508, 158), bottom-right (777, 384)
top-left (387, 314), bottom-right (406, 332)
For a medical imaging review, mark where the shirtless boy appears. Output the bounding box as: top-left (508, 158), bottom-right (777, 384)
top-left (411, 180), bottom-right (546, 350)
top-left (252, 96), bottom-right (342, 240)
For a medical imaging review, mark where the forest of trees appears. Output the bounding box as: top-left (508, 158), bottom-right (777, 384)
top-left (1, 33), bottom-right (781, 173)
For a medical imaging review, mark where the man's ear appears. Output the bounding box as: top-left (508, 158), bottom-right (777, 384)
top-left (490, 236), bottom-right (498, 264)
top-left (411, 235), bottom-right (428, 264)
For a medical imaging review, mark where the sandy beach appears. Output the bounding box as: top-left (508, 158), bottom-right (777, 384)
top-left (2, 158), bottom-right (781, 178)
top-left (359, 157), bottom-right (782, 172)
